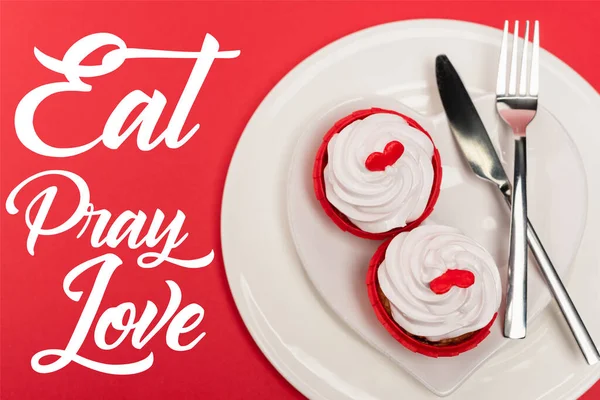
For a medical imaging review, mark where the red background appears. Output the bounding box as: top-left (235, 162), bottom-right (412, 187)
top-left (1, 1), bottom-right (599, 399)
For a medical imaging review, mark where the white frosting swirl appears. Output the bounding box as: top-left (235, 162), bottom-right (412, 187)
top-left (323, 113), bottom-right (435, 233)
top-left (377, 225), bottom-right (502, 341)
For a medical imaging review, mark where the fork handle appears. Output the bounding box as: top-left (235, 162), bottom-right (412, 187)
top-left (504, 136), bottom-right (528, 339)
top-left (501, 190), bottom-right (600, 365)
top-left (501, 194), bottom-right (600, 364)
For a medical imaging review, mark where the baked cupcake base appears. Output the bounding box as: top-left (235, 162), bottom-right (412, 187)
top-left (366, 238), bottom-right (497, 357)
top-left (375, 283), bottom-right (480, 347)
top-left (313, 108), bottom-right (443, 240)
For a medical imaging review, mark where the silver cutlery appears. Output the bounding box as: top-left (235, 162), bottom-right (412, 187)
top-left (496, 20), bottom-right (538, 339)
top-left (435, 54), bottom-right (600, 365)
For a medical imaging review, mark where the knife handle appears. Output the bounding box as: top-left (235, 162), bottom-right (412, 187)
top-left (502, 192), bottom-right (600, 364)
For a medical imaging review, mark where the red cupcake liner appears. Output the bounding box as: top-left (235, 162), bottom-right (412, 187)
top-left (366, 238), bottom-right (497, 358)
top-left (313, 108), bottom-right (443, 240)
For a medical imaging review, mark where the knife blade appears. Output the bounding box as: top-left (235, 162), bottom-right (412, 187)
top-left (435, 55), bottom-right (511, 199)
top-left (435, 54), bottom-right (600, 365)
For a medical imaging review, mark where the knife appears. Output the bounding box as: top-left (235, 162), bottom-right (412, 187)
top-left (435, 54), bottom-right (600, 365)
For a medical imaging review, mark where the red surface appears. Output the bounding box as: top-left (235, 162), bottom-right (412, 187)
top-left (366, 238), bottom-right (496, 357)
top-left (1, 1), bottom-right (599, 399)
top-left (313, 108), bottom-right (442, 240)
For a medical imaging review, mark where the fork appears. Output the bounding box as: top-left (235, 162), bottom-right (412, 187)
top-left (496, 20), bottom-right (539, 339)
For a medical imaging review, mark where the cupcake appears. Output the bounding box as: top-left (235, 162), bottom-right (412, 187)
top-left (313, 108), bottom-right (442, 240)
top-left (366, 224), bottom-right (502, 357)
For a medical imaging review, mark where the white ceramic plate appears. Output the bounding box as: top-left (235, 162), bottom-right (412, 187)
top-left (287, 93), bottom-right (586, 396)
top-left (222, 20), bottom-right (600, 400)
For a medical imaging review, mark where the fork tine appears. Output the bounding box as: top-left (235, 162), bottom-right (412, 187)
top-left (530, 20), bottom-right (540, 96)
top-left (496, 20), bottom-right (509, 95)
top-left (508, 21), bottom-right (519, 95)
top-left (519, 21), bottom-right (530, 96)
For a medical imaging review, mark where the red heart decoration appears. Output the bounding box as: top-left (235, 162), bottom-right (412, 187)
top-left (429, 269), bottom-right (475, 295)
top-left (365, 141), bottom-right (404, 172)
